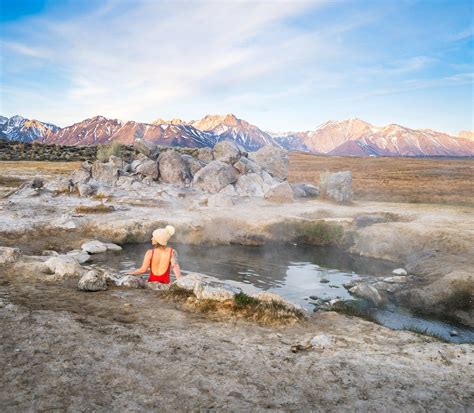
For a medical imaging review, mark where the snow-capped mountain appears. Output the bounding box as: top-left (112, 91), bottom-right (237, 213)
top-left (187, 113), bottom-right (274, 151)
top-left (41, 115), bottom-right (217, 148)
top-left (459, 130), bottom-right (474, 141)
top-left (273, 118), bottom-right (474, 157)
top-left (0, 115), bottom-right (60, 143)
top-left (4, 113), bottom-right (474, 157)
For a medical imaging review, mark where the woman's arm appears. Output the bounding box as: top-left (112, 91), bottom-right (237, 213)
top-left (127, 250), bottom-right (152, 275)
top-left (171, 249), bottom-right (182, 279)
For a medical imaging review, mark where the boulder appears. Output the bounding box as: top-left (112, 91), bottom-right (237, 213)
top-left (264, 182), bottom-right (294, 203)
top-left (181, 154), bottom-right (206, 176)
top-left (219, 184), bottom-right (237, 196)
top-left (235, 174), bottom-right (265, 197)
top-left (78, 183), bottom-right (95, 197)
top-left (192, 161), bottom-right (239, 193)
top-left (158, 150), bottom-right (191, 184)
top-left (45, 256), bottom-right (84, 280)
top-left (44, 178), bottom-right (74, 193)
top-left (136, 159), bottom-right (159, 180)
top-left (233, 156), bottom-right (262, 175)
top-left (207, 193), bottom-right (234, 207)
top-left (91, 161), bottom-right (120, 186)
top-left (349, 283), bottom-right (388, 307)
top-left (134, 139), bottom-right (160, 160)
top-left (0, 247), bottom-right (21, 266)
top-left (213, 140), bottom-right (241, 164)
top-left (196, 147), bottom-right (214, 163)
top-left (78, 270), bottom-right (108, 291)
top-left (319, 170), bottom-right (353, 203)
top-left (248, 145), bottom-right (288, 180)
top-left (81, 240), bottom-right (108, 254)
top-left (383, 276), bottom-right (408, 284)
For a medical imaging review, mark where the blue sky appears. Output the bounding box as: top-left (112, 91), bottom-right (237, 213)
top-left (0, 0), bottom-right (472, 133)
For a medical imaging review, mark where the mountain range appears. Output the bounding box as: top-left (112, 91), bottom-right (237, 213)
top-left (1, 113), bottom-right (473, 157)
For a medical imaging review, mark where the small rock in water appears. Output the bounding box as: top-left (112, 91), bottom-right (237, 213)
top-left (392, 268), bottom-right (408, 276)
top-left (310, 334), bottom-right (333, 348)
top-left (81, 240), bottom-right (108, 254)
top-left (450, 330), bottom-right (459, 337)
top-left (105, 243), bottom-right (123, 251)
top-left (320, 278), bottom-right (330, 284)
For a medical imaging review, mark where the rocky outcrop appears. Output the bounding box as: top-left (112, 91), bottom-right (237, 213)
top-left (91, 162), bottom-right (120, 186)
top-left (193, 161), bottom-right (239, 193)
top-left (45, 256), bottom-right (85, 280)
top-left (320, 170), bottom-right (353, 203)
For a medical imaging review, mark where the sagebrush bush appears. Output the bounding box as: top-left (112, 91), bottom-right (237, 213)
top-left (96, 141), bottom-right (123, 162)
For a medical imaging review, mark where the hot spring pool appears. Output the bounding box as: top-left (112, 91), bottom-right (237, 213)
top-left (89, 242), bottom-right (474, 343)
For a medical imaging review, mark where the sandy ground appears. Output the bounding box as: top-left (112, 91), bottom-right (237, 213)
top-left (1, 273), bottom-right (473, 412)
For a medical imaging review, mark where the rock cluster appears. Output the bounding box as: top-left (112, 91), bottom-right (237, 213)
top-left (60, 139), bottom-right (326, 204)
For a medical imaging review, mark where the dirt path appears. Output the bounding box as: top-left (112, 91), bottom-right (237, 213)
top-left (1, 274), bottom-right (472, 412)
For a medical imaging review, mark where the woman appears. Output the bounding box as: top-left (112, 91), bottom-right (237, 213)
top-left (128, 225), bottom-right (181, 284)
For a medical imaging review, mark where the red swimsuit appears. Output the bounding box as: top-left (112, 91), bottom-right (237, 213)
top-left (148, 247), bottom-right (173, 284)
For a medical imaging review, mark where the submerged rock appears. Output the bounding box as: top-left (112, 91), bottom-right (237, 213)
top-left (193, 161), bottom-right (239, 193)
top-left (320, 170), bottom-right (353, 203)
top-left (66, 249), bottom-right (91, 264)
top-left (78, 270), bottom-right (108, 292)
top-left (105, 243), bottom-right (122, 252)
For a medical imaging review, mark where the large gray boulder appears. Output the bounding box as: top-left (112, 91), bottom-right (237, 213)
top-left (134, 139), bottom-right (160, 160)
top-left (320, 170), bottom-right (353, 203)
top-left (78, 270), bottom-right (108, 291)
top-left (192, 161), bottom-right (239, 193)
top-left (70, 165), bottom-right (91, 185)
top-left (81, 240), bottom-right (108, 254)
top-left (158, 150), bottom-right (191, 184)
top-left (136, 159), bottom-right (159, 180)
top-left (213, 141), bottom-right (241, 164)
top-left (91, 161), bottom-right (120, 186)
top-left (264, 182), bottom-right (294, 203)
top-left (248, 145), bottom-right (288, 180)
top-left (78, 183), bottom-right (95, 197)
top-left (290, 183), bottom-right (320, 198)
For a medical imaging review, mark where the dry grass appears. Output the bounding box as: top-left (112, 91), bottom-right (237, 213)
top-left (289, 153), bottom-right (474, 206)
top-left (74, 204), bottom-right (114, 214)
top-left (160, 286), bottom-right (304, 326)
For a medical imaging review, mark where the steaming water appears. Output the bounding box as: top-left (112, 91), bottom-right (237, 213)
top-left (91, 243), bottom-right (474, 343)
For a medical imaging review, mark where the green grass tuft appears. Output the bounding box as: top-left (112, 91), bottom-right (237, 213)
top-left (96, 142), bottom-right (123, 163)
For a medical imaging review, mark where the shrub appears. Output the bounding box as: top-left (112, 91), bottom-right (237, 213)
top-left (96, 141), bottom-right (123, 162)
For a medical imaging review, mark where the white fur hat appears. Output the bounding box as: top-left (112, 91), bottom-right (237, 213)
top-left (152, 225), bottom-right (175, 246)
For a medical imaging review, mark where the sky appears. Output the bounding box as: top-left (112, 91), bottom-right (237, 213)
top-left (0, 0), bottom-right (472, 134)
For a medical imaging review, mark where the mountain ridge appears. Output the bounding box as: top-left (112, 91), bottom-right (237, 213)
top-left (2, 114), bottom-right (473, 157)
